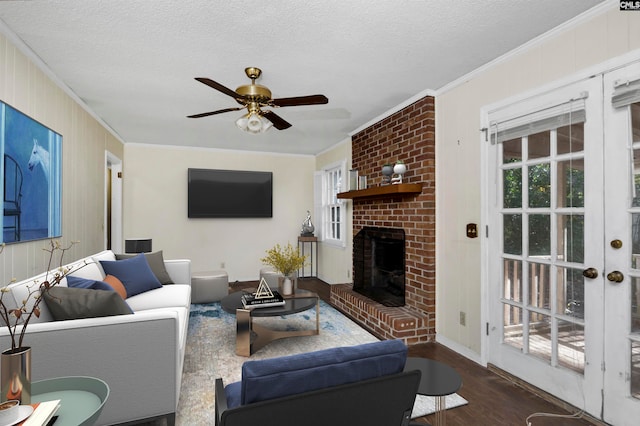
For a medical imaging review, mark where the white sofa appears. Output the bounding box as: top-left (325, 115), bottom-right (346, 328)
top-left (0, 250), bottom-right (191, 426)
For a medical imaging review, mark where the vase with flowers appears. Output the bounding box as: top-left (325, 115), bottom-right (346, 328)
top-left (0, 239), bottom-right (83, 404)
top-left (260, 243), bottom-right (308, 295)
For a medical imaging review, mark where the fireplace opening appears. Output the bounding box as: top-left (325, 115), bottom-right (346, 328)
top-left (353, 227), bottom-right (405, 307)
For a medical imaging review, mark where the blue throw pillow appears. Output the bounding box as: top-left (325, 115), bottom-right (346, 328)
top-left (100, 253), bottom-right (162, 297)
top-left (66, 275), bottom-right (114, 292)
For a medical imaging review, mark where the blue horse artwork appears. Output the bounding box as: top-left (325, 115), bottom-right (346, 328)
top-left (28, 139), bottom-right (50, 183)
top-left (1, 102), bottom-right (62, 244)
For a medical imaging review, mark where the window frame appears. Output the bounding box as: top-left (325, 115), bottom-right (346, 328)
top-left (320, 160), bottom-right (347, 248)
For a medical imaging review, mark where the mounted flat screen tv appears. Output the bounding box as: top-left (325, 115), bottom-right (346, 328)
top-left (188, 168), bottom-right (273, 218)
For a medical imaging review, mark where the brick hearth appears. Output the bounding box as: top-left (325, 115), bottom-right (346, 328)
top-left (330, 95), bottom-right (435, 345)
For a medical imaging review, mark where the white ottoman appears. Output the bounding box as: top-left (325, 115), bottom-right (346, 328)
top-left (191, 270), bottom-right (229, 303)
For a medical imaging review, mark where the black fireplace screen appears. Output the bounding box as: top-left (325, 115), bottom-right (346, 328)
top-left (353, 227), bottom-right (405, 307)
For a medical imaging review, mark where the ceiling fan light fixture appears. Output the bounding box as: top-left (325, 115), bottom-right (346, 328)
top-left (235, 112), bottom-right (272, 134)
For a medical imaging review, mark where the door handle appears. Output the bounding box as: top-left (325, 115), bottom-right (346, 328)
top-left (582, 268), bottom-right (598, 279)
top-left (606, 271), bottom-right (624, 283)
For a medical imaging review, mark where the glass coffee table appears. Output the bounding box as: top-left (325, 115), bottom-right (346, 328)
top-left (221, 289), bottom-right (320, 356)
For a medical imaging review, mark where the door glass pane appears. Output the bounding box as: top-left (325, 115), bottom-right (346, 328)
top-left (503, 259), bottom-right (522, 302)
top-left (633, 214), bottom-right (640, 269)
top-left (503, 138), bottom-right (522, 163)
top-left (503, 168), bottom-right (522, 208)
top-left (504, 214), bottom-right (522, 255)
top-left (529, 164), bottom-right (550, 208)
top-left (632, 148), bottom-right (640, 207)
top-left (557, 123), bottom-right (584, 154)
top-left (557, 320), bottom-right (584, 374)
top-left (557, 214), bottom-right (584, 263)
top-left (528, 131), bottom-right (550, 159)
top-left (632, 277), bottom-right (640, 333)
top-left (558, 159), bottom-right (585, 208)
top-left (633, 340), bottom-right (640, 399)
top-left (529, 214), bottom-right (550, 257)
top-left (557, 267), bottom-right (585, 320)
top-left (529, 263), bottom-right (550, 310)
top-left (503, 304), bottom-right (523, 350)
top-left (528, 313), bottom-right (552, 363)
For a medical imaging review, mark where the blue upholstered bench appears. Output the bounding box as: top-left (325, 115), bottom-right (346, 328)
top-left (215, 340), bottom-right (421, 426)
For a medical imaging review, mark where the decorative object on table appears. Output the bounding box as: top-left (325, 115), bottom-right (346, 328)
top-left (381, 164), bottom-right (394, 185)
top-left (358, 175), bottom-right (368, 189)
top-left (124, 238), bottom-right (152, 253)
top-left (0, 399), bottom-right (32, 425)
top-left (260, 243), bottom-right (307, 296)
top-left (391, 160), bottom-right (407, 184)
top-left (349, 169), bottom-right (358, 191)
top-left (300, 211), bottom-right (315, 237)
top-left (0, 240), bottom-right (83, 404)
top-left (241, 278), bottom-right (285, 309)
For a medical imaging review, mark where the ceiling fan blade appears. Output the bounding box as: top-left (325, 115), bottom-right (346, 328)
top-left (262, 110), bottom-right (292, 130)
top-left (271, 94), bottom-right (328, 107)
top-left (187, 107), bottom-right (243, 119)
top-left (194, 77), bottom-right (242, 99)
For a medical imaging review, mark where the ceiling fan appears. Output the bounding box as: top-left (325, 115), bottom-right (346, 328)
top-left (187, 67), bottom-right (328, 133)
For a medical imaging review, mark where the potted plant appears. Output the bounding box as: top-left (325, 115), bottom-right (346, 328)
top-left (260, 243), bottom-right (308, 295)
top-left (0, 239), bottom-right (83, 403)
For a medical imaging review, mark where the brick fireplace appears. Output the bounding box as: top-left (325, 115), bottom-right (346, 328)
top-left (330, 95), bottom-right (435, 345)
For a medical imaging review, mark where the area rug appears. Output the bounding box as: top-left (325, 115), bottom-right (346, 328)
top-left (176, 300), bottom-right (467, 424)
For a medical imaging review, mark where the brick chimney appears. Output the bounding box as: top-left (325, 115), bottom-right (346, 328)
top-left (330, 95), bottom-right (435, 345)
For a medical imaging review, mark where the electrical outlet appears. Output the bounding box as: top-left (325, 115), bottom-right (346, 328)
top-left (220, 261), bottom-right (225, 269)
top-left (459, 311), bottom-right (466, 326)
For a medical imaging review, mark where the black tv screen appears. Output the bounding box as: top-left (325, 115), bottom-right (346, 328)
top-left (188, 168), bottom-right (273, 218)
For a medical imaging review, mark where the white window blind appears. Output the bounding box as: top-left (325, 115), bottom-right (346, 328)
top-left (612, 78), bottom-right (640, 108)
top-left (491, 94), bottom-right (587, 143)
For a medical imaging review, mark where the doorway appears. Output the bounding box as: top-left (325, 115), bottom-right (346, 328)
top-left (105, 151), bottom-right (122, 253)
top-left (484, 60), bottom-right (640, 425)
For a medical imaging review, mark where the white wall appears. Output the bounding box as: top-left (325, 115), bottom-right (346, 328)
top-left (436, 4), bottom-right (640, 355)
top-left (315, 138), bottom-right (352, 284)
top-left (122, 144), bottom-right (315, 281)
top-left (0, 31), bottom-right (123, 285)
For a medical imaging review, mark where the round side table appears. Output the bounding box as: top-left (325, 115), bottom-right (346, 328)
top-left (404, 357), bottom-right (462, 426)
top-left (31, 376), bottom-right (109, 426)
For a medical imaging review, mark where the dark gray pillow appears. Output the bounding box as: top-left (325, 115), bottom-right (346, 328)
top-left (115, 250), bottom-right (174, 285)
top-left (43, 287), bottom-right (133, 321)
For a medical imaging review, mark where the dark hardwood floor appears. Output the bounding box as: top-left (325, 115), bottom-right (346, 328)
top-left (289, 278), bottom-right (601, 426)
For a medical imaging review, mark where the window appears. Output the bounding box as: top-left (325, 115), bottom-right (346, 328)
top-left (319, 161), bottom-right (347, 247)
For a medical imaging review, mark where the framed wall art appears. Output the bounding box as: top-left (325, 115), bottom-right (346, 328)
top-left (1, 101), bottom-right (62, 244)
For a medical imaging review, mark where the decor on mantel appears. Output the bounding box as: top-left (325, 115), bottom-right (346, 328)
top-left (260, 243), bottom-right (307, 295)
top-left (300, 211), bottom-right (315, 237)
top-left (381, 164), bottom-right (394, 185)
top-left (391, 160), bottom-right (407, 184)
top-left (0, 239), bottom-right (83, 404)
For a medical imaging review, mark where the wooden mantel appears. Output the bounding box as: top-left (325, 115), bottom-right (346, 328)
top-left (337, 183), bottom-right (423, 200)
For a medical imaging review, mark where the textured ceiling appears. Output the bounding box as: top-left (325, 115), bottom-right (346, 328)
top-left (0, 0), bottom-right (605, 155)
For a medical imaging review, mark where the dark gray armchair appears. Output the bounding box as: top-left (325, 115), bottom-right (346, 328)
top-left (215, 339), bottom-right (421, 426)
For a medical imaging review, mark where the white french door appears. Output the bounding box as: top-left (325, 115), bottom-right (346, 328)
top-left (486, 61), bottom-right (640, 424)
top-left (601, 61), bottom-right (640, 425)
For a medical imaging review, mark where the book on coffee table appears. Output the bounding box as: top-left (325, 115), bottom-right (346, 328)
top-left (242, 290), bottom-right (285, 309)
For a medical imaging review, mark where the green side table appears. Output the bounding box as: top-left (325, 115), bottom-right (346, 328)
top-left (31, 376), bottom-right (109, 426)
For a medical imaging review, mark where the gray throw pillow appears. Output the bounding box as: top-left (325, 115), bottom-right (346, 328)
top-left (115, 250), bottom-right (174, 284)
top-left (43, 287), bottom-right (133, 321)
